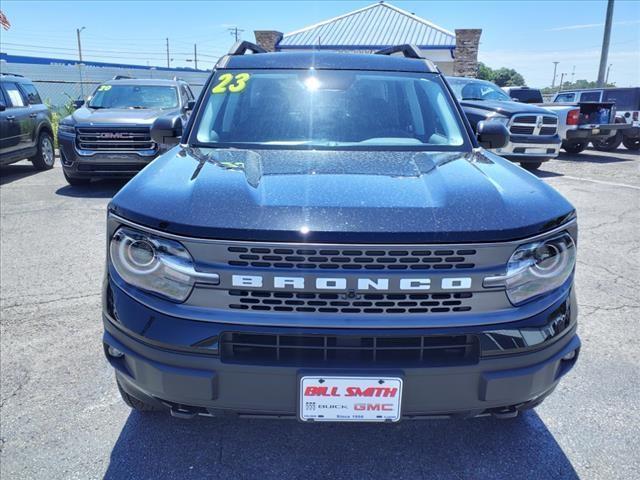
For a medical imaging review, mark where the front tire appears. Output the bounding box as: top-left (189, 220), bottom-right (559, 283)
top-left (63, 170), bottom-right (91, 186)
top-left (592, 131), bottom-right (623, 151)
top-left (562, 141), bottom-right (587, 154)
top-left (520, 161), bottom-right (542, 171)
top-left (30, 132), bottom-right (55, 170)
top-left (622, 137), bottom-right (640, 151)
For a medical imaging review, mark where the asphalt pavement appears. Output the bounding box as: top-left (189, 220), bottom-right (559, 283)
top-left (1, 147), bottom-right (638, 479)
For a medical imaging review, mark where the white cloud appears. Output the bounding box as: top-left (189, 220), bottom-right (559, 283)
top-left (549, 20), bottom-right (640, 31)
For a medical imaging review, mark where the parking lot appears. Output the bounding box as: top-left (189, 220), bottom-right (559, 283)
top-left (0, 148), bottom-right (638, 479)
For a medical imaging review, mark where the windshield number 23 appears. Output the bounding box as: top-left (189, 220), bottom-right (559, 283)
top-left (212, 73), bottom-right (251, 94)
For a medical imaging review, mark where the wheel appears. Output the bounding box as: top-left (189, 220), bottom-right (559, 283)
top-left (520, 161), bottom-right (542, 171)
top-left (30, 132), bottom-right (55, 170)
top-left (622, 137), bottom-right (640, 151)
top-left (562, 141), bottom-right (587, 154)
top-left (63, 170), bottom-right (91, 186)
top-left (117, 377), bottom-right (161, 412)
top-left (592, 131), bottom-right (623, 151)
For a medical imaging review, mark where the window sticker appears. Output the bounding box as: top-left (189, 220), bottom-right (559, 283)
top-left (212, 73), bottom-right (251, 94)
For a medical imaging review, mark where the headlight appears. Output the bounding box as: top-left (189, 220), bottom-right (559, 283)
top-left (485, 233), bottom-right (576, 305)
top-left (109, 227), bottom-right (218, 302)
top-left (485, 115), bottom-right (509, 126)
top-left (58, 123), bottom-right (75, 134)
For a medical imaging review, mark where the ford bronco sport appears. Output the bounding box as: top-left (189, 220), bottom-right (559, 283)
top-left (103, 43), bottom-right (580, 422)
top-left (57, 76), bottom-right (194, 185)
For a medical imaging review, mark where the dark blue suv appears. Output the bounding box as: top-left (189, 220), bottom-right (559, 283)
top-left (103, 43), bottom-right (580, 422)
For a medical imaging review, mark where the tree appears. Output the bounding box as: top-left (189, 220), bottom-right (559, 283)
top-left (540, 79), bottom-right (616, 94)
top-left (475, 62), bottom-right (526, 86)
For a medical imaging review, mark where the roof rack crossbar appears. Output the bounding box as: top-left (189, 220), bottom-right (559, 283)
top-left (374, 44), bottom-right (424, 59)
top-left (228, 41), bottom-right (267, 56)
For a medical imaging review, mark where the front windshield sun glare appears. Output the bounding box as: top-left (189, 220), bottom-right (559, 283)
top-left (194, 70), bottom-right (467, 150)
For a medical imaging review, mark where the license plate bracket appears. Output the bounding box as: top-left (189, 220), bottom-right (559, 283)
top-left (299, 376), bottom-right (403, 422)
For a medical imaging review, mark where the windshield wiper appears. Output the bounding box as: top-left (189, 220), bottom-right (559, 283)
top-left (461, 97), bottom-right (486, 101)
top-left (127, 106), bottom-right (147, 109)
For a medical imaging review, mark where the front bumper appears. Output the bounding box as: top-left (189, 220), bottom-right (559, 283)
top-left (493, 134), bottom-right (561, 162)
top-left (58, 131), bottom-right (159, 178)
top-left (103, 279), bottom-right (580, 420)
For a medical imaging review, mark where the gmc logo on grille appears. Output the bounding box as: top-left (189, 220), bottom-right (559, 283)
top-left (232, 275), bottom-right (472, 291)
top-left (98, 132), bottom-right (134, 139)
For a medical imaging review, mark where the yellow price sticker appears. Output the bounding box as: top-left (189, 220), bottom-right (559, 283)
top-left (97, 85), bottom-right (112, 91)
top-left (212, 73), bottom-right (251, 94)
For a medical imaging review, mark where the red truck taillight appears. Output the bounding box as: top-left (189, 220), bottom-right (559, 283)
top-left (567, 109), bottom-right (580, 125)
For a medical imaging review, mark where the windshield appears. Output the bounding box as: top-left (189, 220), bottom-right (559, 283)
top-left (508, 89), bottom-right (543, 103)
top-left (193, 70), bottom-right (467, 150)
top-left (88, 85), bottom-right (178, 109)
top-left (447, 77), bottom-right (511, 102)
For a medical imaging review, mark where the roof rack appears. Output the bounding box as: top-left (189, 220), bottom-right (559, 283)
top-left (112, 75), bottom-right (133, 80)
top-left (228, 40), bottom-right (267, 56)
top-left (375, 44), bottom-right (424, 59)
top-left (0, 72), bottom-right (24, 77)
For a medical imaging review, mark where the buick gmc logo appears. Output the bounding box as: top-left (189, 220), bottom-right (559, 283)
top-left (98, 132), bottom-right (134, 139)
top-left (232, 275), bottom-right (472, 291)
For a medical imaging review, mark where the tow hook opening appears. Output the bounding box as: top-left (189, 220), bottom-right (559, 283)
top-left (491, 407), bottom-right (519, 419)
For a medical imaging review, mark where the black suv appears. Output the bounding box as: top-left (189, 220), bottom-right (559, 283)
top-left (103, 43), bottom-right (579, 422)
top-left (0, 73), bottom-right (55, 171)
top-left (58, 77), bottom-right (194, 185)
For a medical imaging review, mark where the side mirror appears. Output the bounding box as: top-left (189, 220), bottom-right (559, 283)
top-left (476, 121), bottom-right (510, 149)
top-left (73, 100), bottom-right (84, 109)
top-left (151, 115), bottom-right (183, 145)
top-left (185, 100), bottom-right (196, 112)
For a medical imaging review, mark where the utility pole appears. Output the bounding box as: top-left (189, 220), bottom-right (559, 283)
top-left (76, 27), bottom-right (86, 98)
top-left (571, 65), bottom-right (576, 83)
top-left (551, 61), bottom-right (559, 88)
top-left (605, 64), bottom-right (613, 84)
top-left (228, 26), bottom-right (244, 41)
top-left (194, 44), bottom-right (198, 70)
top-left (597, 0), bottom-right (615, 87)
top-left (166, 37), bottom-right (170, 68)
top-left (558, 73), bottom-right (566, 92)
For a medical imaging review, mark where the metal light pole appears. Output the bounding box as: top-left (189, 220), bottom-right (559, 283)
top-left (194, 44), bottom-right (198, 70)
top-left (597, 0), bottom-right (615, 87)
top-left (76, 27), bottom-right (86, 99)
top-left (551, 61), bottom-right (559, 89)
top-left (558, 73), bottom-right (566, 92)
top-left (166, 38), bottom-right (170, 68)
top-left (605, 64), bottom-right (613, 84)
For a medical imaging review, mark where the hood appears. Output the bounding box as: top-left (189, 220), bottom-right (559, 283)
top-left (109, 147), bottom-right (575, 243)
top-left (460, 99), bottom-right (552, 117)
top-left (70, 107), bottom-right (178, 126)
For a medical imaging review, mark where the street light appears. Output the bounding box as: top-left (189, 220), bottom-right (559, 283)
top-left (76, 27), bottom-right (86, 98)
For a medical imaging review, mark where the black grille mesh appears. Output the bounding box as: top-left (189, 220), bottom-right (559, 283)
top-left (227, 290), bottom-right (473, 314)
top-left (227, 247), bottom-right (477, 271)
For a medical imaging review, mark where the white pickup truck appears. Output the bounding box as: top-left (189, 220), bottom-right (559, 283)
top-left (542, 100), bottom-right (634, 154)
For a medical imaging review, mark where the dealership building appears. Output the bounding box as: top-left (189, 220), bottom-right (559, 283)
top-left (254, 1), bottom-right (482, 76)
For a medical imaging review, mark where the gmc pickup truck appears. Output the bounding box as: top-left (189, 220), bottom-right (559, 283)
top-left (103, 44), bottom-right (580, 422)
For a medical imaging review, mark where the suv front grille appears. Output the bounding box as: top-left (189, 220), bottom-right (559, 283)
top-left (228, 290), bottom-right (473, 314)
top-left (221, 332), bottom-right (480, 366)
top-left (509, 114), bottom-right (558, 136)
top-left (76, 127), bottom-right (155, 151)
top-left (227, 247), bottom-right (477, 270)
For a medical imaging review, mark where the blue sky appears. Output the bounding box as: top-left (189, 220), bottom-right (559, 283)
top-left (1, 0), bottom-right (639, 87)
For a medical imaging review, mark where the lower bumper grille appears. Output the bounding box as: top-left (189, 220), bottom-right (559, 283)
top-left (221, 332), bottom-right (480, 367)
top-left (77, 163), bottom-right (146, 172)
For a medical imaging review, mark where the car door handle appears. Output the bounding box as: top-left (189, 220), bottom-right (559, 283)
top-left (29, 113), bottom-right (38, 118)
top-left (6, 115), bottom-right (15, 121)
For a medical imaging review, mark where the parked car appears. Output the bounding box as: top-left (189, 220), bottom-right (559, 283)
top-left (551, 87), bottom-right (639, 151)
top-left (103, 43), bottom-right (580, 422)
top-left (57, 76), bottom-right (195, 186)
top-left (447, 77), bottom-right (560, 171)
top-left (0, 73), bottom-right (55, 170)
top-left (503, 86), bottom-right (544, 104)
